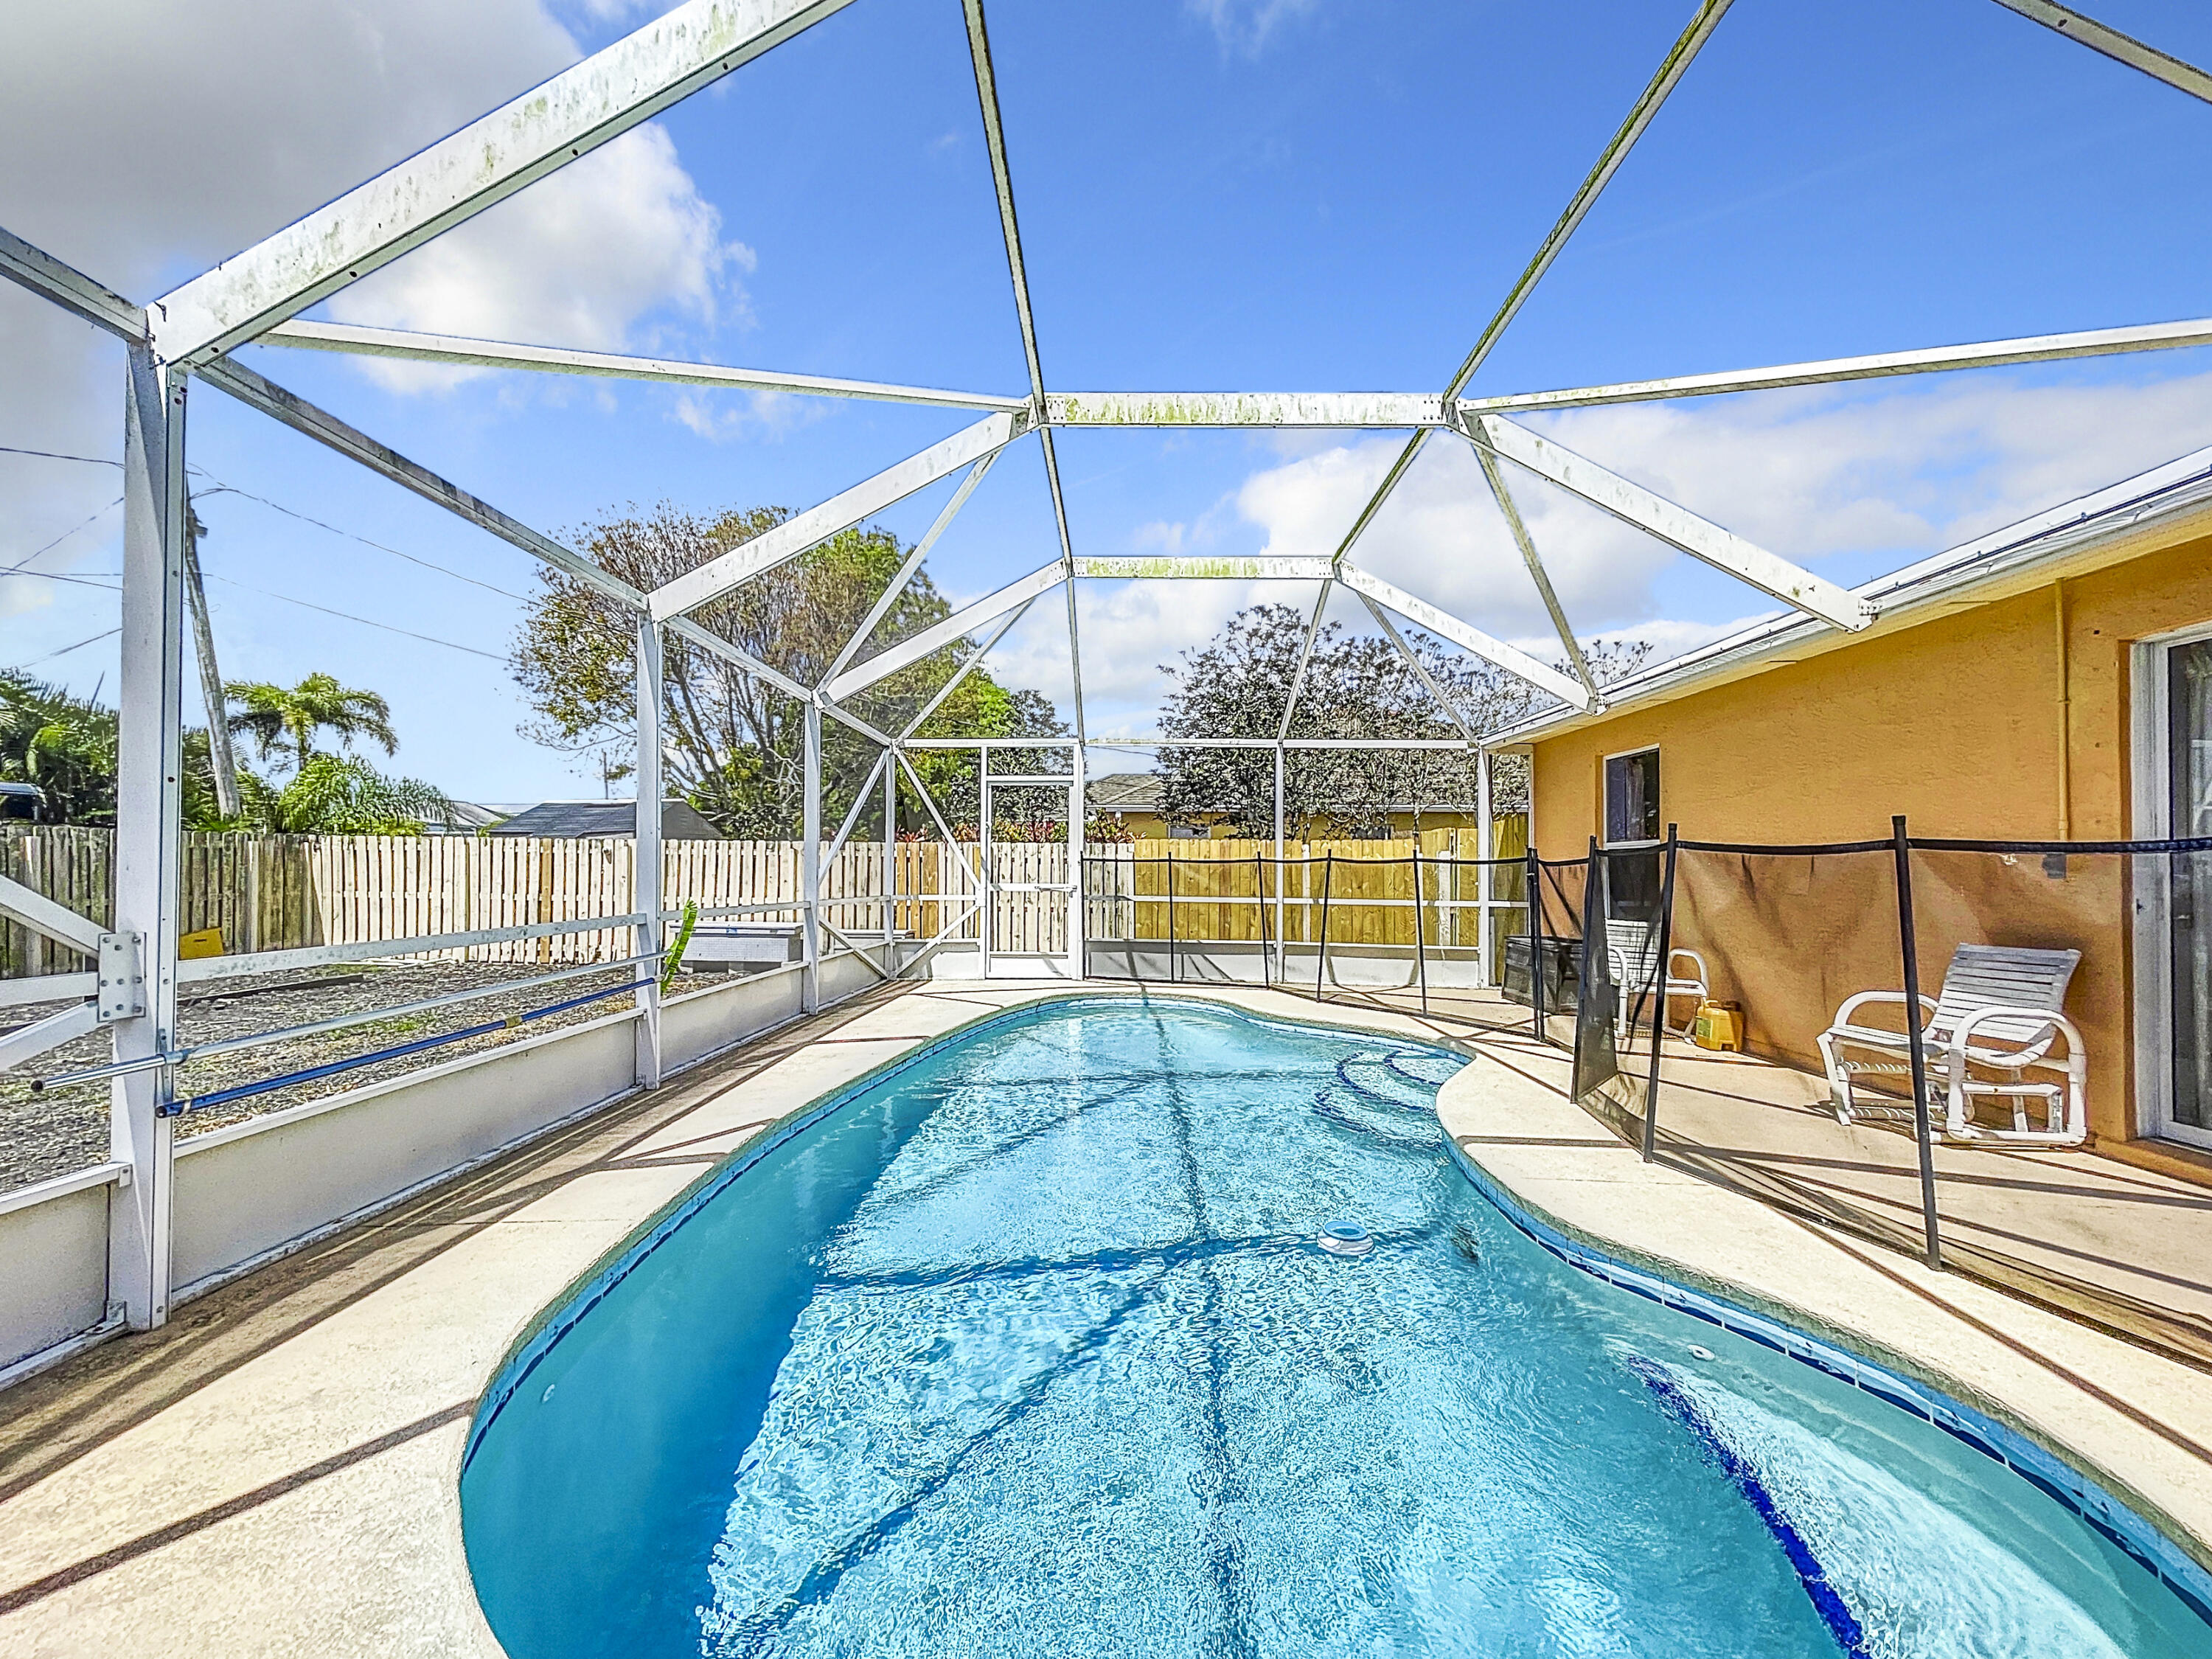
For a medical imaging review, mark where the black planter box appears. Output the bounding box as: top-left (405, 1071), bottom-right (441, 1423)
top-left (1503, 933), bottom-right (1580, 1009)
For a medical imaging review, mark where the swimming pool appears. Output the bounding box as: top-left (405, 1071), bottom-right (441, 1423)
top-left (460, 996), bottom-right (2211, 1658)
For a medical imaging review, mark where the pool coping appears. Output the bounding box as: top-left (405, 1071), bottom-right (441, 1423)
top-left (452, 983), bottom-right (2212, 1649)
top-left (17, 982), bottom-right (2194, 1655)
top-left (1441, 1120), bottom-right (2212, 1627)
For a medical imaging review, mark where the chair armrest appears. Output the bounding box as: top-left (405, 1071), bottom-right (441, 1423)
top-left (1667, 947), bottom-right (1708, 980)
top-left (1947, 1005), bottom-right (2083, 1070)
top-left (1831, 990), bottom-right (1935, 1032)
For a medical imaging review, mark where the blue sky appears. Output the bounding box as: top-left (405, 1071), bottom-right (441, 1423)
top-left (5, 0), bottom-right (2211, 800)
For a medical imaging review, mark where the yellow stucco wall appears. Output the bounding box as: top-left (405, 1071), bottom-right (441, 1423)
top-left (1529, 529), bottom-right (2212, 1141)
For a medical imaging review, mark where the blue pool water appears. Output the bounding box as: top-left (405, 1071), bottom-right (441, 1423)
top-left (460, 997), bottom-right (2209, 1658)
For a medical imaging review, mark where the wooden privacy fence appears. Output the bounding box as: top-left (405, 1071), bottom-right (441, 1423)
top-left (4, 818), bottom-right (1529, 978)
top-left (1083, 820), bottom-right (1531, 956)
top-left (1, 830), bottom-right (961, 975)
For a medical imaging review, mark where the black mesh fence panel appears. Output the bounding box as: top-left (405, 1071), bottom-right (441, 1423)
top-left (1621, 830), bottom-right (2212, 1371)
top-left (1901, 842), bottom-right (2212, 1365)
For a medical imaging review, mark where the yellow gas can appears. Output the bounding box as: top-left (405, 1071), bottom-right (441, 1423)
top-left (1691, 1000), bottom-right (1742, 1052)
top-left (178, 927), bottom-right (224, 961)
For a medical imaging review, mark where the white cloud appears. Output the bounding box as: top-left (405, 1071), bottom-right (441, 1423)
top-left (330, 125), bottom-right (750, 392)
top-left (0, 0), bottom-right (744, 576)
top-left (1219, 369), bottom-right (2212, 653)
top-left (1186, 0), bottom-right (1324, 57)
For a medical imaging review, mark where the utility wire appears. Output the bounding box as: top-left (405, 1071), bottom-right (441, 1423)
top-left (3, 498), bottom-right (123, 574)
top-left (0, 568), bottom-right (118, 591)
top-left (0, 445), bottom-right (119, 467)
top-left (191, 475), bottom-right (531, 601)
top-left (3, 560), bottom-right (502, 664)
top-left (25, 627), bottom-right (119, 665)
top-left (200, 571), bottom-right (505, 661)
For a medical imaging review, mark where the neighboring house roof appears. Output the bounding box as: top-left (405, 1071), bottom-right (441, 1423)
top-left (420, 800), bottom-right (507, 831)
top-left (1500, 443), bottom-right (2212, 750)
top-left (1088, 772), bottom-right (1163, 812)
top-left (488, 799), bottom-right (725, 839)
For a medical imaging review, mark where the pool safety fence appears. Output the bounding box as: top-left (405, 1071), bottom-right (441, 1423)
top-left (1079, 844), bottom-right (1533, 1006)
top-left (1580, 821), bottom-right (2212, 1372)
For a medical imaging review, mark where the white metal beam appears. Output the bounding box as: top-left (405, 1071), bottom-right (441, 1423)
top-left (961, 0), bottom-right (1085, 748)
top-left (1040, 428), bottom-right (1088, 745)
top-left (0, 226), bottom-right (145, 342)
top-left (114, 344), bottom-right (189, 1330)
top-left (1474, 445), bottom-right (1597, 696)
top-left (825, 563), bottom-right (1063, 703)
top-left (1352, 590), bottom-right (1476, 742)
top-left (150, 0), bottom-right (857, 363)
top-left (650, 411), bottom-right (1022, 619)
top-left (1336, 563), bottom-right (1596, 712)
top-left (0, 1001), bottom-right (100, 1074)
top-left (632, 619), bottom-right (664, 1089)
top-left (1469, 414), bottom-right (1874, 632)
top-left (201, 358), bottom-right (647, 611)
top-left (900, 598), bottom-right (1036, 738)
top-left (1460, 316), bottom-right (2212, 416)
top-left (1987, 1), bottom-right (2212, 104)
top-left (1045, 392), bottom-right (1444, 428)
top-left (1322, 0), bottom-right (1736, 570)
top-left (661, 614), bottom-right (894, 746)
top-left (1276, 581), bottom-right (1333, 739)
top-left (1071, 556), bottom-right (1334, 580)
top-left (262, 320), bottom-right (1026, 413)
top-left (961, 0), bottom-right (1046, 408)
top-left (0, 873), bottom-right (104, 956)
top-left (824, 451), bottom-right (1001, 684)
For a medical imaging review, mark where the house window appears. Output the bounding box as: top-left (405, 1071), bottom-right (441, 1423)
top-left (1602, 748), bottom-right (1662, 923)
top-left (1604, 748), bottom-right (1660, 845)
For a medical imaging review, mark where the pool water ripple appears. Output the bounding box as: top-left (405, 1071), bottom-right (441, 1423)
top-left (462, 997), bottom-right (2209, 1658)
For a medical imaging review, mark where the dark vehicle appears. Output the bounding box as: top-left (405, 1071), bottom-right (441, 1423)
top-left (0, 782), bottom-right (47, 823)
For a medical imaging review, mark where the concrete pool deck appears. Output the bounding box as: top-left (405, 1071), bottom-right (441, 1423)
top-left (1, 978), bottom-right (2209, 1654)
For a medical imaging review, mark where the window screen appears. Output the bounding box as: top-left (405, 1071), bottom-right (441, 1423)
top-left (1604, 748), bottom-right (1660, 844)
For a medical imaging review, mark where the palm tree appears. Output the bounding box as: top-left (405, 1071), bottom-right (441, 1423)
top-left (225, 672), bottom-right (397, 776)
top-left (0, 672), bottom-right (119, 824)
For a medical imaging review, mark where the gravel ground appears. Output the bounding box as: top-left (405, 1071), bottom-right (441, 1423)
top-left (0, 959), bottom-right (661, 1196)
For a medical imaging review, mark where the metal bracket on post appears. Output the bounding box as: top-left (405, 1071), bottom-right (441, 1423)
top-left (95, 932), bottom-right (147, 1023)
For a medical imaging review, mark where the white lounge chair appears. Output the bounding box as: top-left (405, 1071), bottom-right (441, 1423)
top-left (1605, 919), bottom-right (1708, 1041)
top-left (1817, 943), bottom-right (2087, 1146)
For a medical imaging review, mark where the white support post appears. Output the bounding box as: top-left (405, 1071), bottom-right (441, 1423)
top-left (801, 701), bottom-right (822, 1012)
top-left (1273, 743), bottom-right (1287, 978)
top-left (111, 345), bottom-right (188, 1331)
top-left (1068, 744), bottom-right (1086, 978)
top-left (633, 619), bottom-right (664, 1088)
top-left (1476, 748), bottom-right (1495, 987)
top-left (882, 752), bottom-right (898, 959)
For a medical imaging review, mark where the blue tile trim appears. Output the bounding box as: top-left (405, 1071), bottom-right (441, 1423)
top-left (456, 987), bottom-right (2212, 1635)
top-left (1444, 1135), bottom-right (2212, 1630)
top-left (1628, 1357), bottom-right (1872, 1657)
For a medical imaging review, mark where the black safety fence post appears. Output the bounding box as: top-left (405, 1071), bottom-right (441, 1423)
top-left (1891, 813), bottom-right (1944, 1270)
top-left (1577, 835), bottom-right (1602, 1062)
top-left (1316, 852), bottom-right (1335, 1002)
top-left (1412, 843), bottom-right (1430, 1016)
top-left (1641, 824), bottom-right (1679, 1164)
top-left (1254, 847), bottom-right (1270, 990)
top-left (1167, 845), bottom-right (1179, 984)
top-left (1526, 844), bottom-right (1545, 1042)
